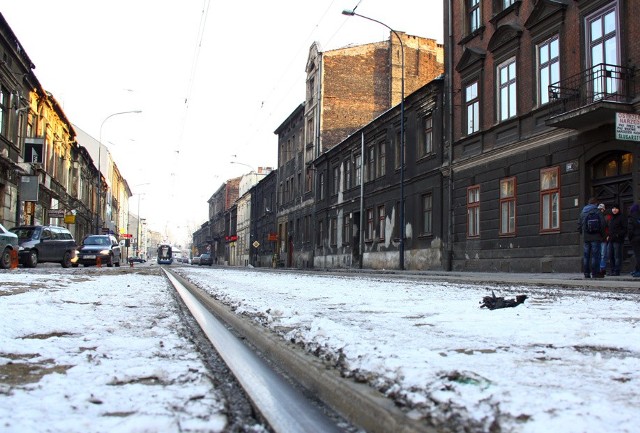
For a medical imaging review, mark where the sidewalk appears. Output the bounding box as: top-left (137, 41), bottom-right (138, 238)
top-left (297, 267), bottom-right (640, 291)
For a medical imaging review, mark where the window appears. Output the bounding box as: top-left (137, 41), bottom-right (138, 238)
top-left (498, 58), bottom-right (517, 121)
top-left (469, 0), bottom-right (481, 33)
top-left (366, 208), bottom-right (374, 240)
top-left (422, 193), bottom-right (433, 235)
top-left (378, 205), bottom-right (386, 240)
top-left (499, 177), bottom-right (516, 235)
top-left (538, 36), bottom-right (559, 105)
top-left (540, 167), bottom-right (560, 232)
top-left (305, 168), bottom-right (313, 193)
top-left (344, 159), bottom-right (352, 190)
top-left (419, 115), bottom-right (433, 157)
top-left (502, 0), bottom-right (515, 9)
top-left (355, 154), bottom-right (362, 186)
top-left (395, 130), bottom-right (402, 169)
top-left (330, 217), bottom-right (337, 245)
top-left (467, 185), bottom-right (480, 238)
top-left (317, 219), bottom-right (324, 246)
top-left (587, 6), bottom-right (620, 100)
top-left (0, 87), bottom-right (8, 137)
top-left (377, 141), bottom-right (386, 177)
top-left (333, 166), bottom-right (339, 195)
top-left (318, 172), bottom-right (325, 200)
top-left (465, 81), bottom-right (480, 135)
top-left (368, 145), bottom-right (375, 181)
top-left (343, 214), bottom-right (351, 244)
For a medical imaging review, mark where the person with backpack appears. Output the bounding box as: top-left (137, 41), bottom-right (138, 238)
top-left (578, 197), bottom-right (606, 278)
top-left (627, 203), bottom-right (640, 277)
top-left (608, 204), bottom-right (627, 276)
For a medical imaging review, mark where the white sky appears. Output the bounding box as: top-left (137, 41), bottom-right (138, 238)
top-left (0, 0), bottom-right (443, 246)
top-left (1, 266), bottom-right (637, 432)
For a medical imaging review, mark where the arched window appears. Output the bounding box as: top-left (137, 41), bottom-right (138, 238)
top-left (593, 152), bottom-right (633, 179)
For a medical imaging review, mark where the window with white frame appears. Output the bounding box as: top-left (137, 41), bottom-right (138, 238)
top-left (500, 177), bottom-right (516, 235)
top-left (467, 185), bottom-right (480, 238)
top-left (538, 36), bottom-right (560, 105)
top-left (355, 154), bottom-right (362, 186)
top-left (469, 0), bottom-right (481, 33)
top-left (318, 172), bottom-right (325, 200)
top-left (540, 167), bottom-right (560, 232)
top-left (498, 58), bottom-right (517, 121)
top-left (419, 114), bottom-right (433, 157)
top-left (465, 81), bottom-right (480, 135)
top-left (587, 5), bottom-right (620, 100)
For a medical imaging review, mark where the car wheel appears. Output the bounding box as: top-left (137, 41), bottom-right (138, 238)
top-left (0, 247), bottom-right (11, 269)
top-left (26, 250), bottom-right (38, 268)
top-left (72, 264), bottom-right (79, 268)
top-left (61, 251), bottom-right (72, 268)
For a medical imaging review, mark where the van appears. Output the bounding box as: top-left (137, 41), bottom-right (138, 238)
top-left (9, 225), bottom-right (77, 268)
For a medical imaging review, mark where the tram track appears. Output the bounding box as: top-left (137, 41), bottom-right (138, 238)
top-left (163, 268), bottom-right (439, 433)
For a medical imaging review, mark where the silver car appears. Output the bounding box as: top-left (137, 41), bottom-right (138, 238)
top-left (0, 223), bottom-right (19, 269)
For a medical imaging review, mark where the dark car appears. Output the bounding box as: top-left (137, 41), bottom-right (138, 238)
top-left (199, 253), bottom-right (213, 266)
top-left (0, 223), bottom-right (19, 269)
top-left (74, 234), bottom-right (122, 267)
top-left (128, 256), bottom-right (146, 263)
top-left (9, 225), bottom-right (77, 268)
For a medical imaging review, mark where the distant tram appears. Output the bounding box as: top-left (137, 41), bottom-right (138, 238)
top-left (157, 243), bottom-right (173, 264)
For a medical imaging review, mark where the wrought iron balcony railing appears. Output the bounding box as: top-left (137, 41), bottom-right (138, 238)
top-left (548, 63), bottom-right (637, 115)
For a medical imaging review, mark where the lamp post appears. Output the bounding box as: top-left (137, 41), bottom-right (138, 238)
top-left (230, 161), bottom-right (256, 172)
top-left (96, 110), bottom-right (142, 233)
top-left (342, 9), bottom-right (405, 270)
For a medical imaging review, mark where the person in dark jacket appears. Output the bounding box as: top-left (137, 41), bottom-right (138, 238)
top-left (578, 197), bottom-right (606, 278)
top-left (627, 203), bottom-right (640, 277)
top-left (607, 204), bottom-right (626, 276)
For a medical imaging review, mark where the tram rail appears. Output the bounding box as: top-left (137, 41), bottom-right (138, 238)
top-left (162, 268), bottom-right (437, 433)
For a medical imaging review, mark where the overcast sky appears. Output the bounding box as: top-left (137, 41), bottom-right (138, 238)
top-left (0, 0), bottom-right (443, 246)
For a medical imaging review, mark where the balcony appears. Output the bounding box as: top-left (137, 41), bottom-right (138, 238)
top-left (546, 63), bottom-right (638, 130)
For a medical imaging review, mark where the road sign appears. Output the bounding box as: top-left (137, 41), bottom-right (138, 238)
top-left (252, 241), bottom-right (260, 248)
top-left (49, 209), bottom-right (65, 218)
top-left (121, 234), bottom-right (133, 239)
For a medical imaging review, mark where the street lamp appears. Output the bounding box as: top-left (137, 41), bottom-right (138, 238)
top-left (342, 9), bottom-right (405, 270)
top-left (230, 161), bottom-right (256, 172)
top-left (96, 110), bottom-right (142, 233)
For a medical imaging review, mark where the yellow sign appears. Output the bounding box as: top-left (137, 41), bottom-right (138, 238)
top-left (64, 214), bottom-right (76, 224)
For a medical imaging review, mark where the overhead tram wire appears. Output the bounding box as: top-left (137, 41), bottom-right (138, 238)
top-left (169, 0), bottom-right (211, 220)
top-left (238, 0), bottom-right (352, 151)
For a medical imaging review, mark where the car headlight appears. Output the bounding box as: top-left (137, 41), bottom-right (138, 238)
top-left (99, 249), bottom-right (110, 255)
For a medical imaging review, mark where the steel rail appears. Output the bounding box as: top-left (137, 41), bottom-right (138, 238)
top-left (162, 268), bottom-right (343, 433)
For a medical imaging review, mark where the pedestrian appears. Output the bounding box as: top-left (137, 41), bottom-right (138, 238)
top-left (627, 203), bottom-right (640, 277)
top-left (598, 203), bottom-right (611, 276)
top-left (608, 204), bottom-right (626, 276)
top-left (578, 197), bottom-right (606, 278)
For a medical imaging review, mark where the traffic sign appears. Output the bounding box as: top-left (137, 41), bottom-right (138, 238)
top-left (252, 241), bottom-right (260, 248)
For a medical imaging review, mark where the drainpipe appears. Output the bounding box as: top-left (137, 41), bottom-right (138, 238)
top-left (446, 0), bottom-right (455, 272)
top-left (359, 132), bottom-right (365, 269)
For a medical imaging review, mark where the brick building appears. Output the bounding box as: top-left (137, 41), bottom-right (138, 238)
top-left (444, 0), bottom-right (640, 272)
top-left (273, 33), bottom-right (444, 269)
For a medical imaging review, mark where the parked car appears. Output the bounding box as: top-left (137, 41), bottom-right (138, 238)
top-left (128, 256), bottom-right (146, 263)
top-left (74, 234), bottom-right (121, 267)
top-left (0, 223), bottom-right (19, 269)
top-left (199, 253), bottom-right (213, 266)
top-left (9, 225), bottom-right (77, 268)
top-left (191, 255), bottom-right (200, 265)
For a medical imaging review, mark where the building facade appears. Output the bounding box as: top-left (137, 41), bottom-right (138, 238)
top-left (314, 79), bottom-right (446, 270)
top-left (444, 0), bottom-right (640, 272)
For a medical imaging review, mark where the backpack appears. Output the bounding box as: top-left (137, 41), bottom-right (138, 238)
top-left (584, 211), bottom-right (601, 234)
